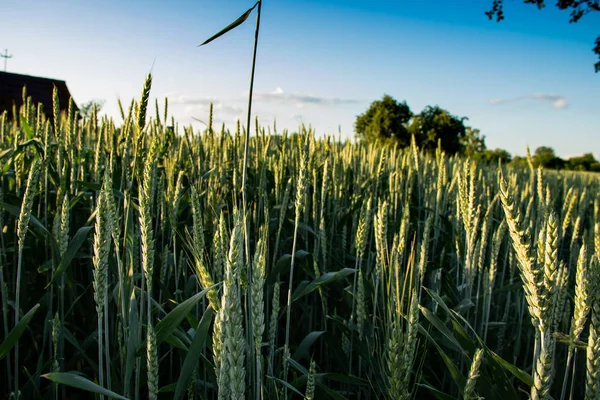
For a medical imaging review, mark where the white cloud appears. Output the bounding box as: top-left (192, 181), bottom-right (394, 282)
top-left (169, 95), bottom-right (243, 116)
top-left (169, 95), bottom-right (214, 106)
top-left (551, 98), bottom-right (567, 109)
top-left (252, 88), bottom-right (360, 107)
top-left (170, 89), bottom-right (360, 110)
top-left (527, 93), bottom-right (568, 109)
top-left (166, 88), bottom-right (361, 130)
top-left (488, 93), bottom-right (568, 109)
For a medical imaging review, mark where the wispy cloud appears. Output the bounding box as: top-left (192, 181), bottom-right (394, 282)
top-left (169, 95), bottom-right (214, 106)
top-left (252, 88), bottom-right (360, 107)
top-left (489, 93), bottom-right (568, 109)
top-left (528, 93), bottom-right (568, 109)
top-left (167, 88), bottom-right (360, 125)
top-left (169, 95), bottom-right (243, 116)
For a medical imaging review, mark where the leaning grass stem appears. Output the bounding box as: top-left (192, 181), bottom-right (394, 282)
top-left (240, 3), bottom-right (262, 397)
top-left (14, 158), bottom-right (41, 399)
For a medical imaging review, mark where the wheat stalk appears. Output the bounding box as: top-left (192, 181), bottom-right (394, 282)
top-left (92, 176), bottom-right (111, 396)
top-left (463, 349), bottom-right (484, 400)
top-left (283, 136), bottom-right (308, 387)
top-left (586, 257), bottom-right (600, 400)
top-left (218, 214), bottom-right (246, 399)
top-left (14, 158), bottom-right (41, 398)
top-left (251, 231), bottom-right (266, 396)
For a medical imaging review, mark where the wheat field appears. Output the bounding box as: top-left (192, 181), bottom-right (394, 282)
top-left (1, 75), bottom-right (599, 399)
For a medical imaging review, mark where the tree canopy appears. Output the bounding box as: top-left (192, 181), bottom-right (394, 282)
top-left (533, 146), bottom-right (565, 169)
top-left (486, 0), bottom-right (599, 72)
top-left (460, 128), bottom-right (487, 158)
top-left (355, 95), bottom-right (469, 155)
top-left (408, 106), bottom-right (468, 154)
top-left (567, 152), bottom-right (598, 170)
top-left (79, 99), bottom-right (105, 119)
top-left (354, 94), bottom-right (413, 146)
top-left (474, 148), bottom-right (513, 164)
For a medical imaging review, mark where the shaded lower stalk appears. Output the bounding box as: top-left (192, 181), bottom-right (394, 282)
top-left (283, 137), bottom-right (307, 399)
top-left (241, 2), bottom-right (263, 397)
top-left (14, 158), bottom-right (41, 399)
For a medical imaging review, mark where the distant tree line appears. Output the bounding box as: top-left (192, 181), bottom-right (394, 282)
top-left (511, 146), bottom-right (600, 172)
top-left (355, 94), bottom-right (599, 172)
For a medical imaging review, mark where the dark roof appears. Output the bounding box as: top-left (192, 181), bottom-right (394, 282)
top-left (0, 71), bottom-right (78, 120)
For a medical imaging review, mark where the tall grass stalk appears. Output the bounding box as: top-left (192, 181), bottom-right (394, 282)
top-left (140, 141), bottom-right (158, 399)
top-left (283, 135), bottom-right (307, 392)
top-left (252, 233), bottom-right (266, 397)
top-left (14, 157), bottom-right (41, 398)
top-left (92, 176), bottom-right (110, 397)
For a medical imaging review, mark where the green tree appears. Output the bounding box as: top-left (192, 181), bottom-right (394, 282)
top-left (409, 105), bottom-right (467, 154)
top-left (460, 127), bottom-right (487, 157)
top-left (79, 99), bottom-right (105, 119)
top-left (534, 146), bottom-right (556, 167)
top-left (486, 0), bottom-right (599, 72)
top-left (474, 148), bottom-right (512, 164)
top-left (533, 146), bottom-right (565, 169)
top-left (354, 95), bottom-right (413, 145)
top-left (510, 155), bottom-right (529, 169)
top-left (567, 153), bottom-right (597, 171)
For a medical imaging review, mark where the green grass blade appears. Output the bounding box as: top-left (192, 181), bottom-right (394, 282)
top-left (292, 330), bottom-right (325, 362)
top-left (0, 303), bottom-right (40, 360)
top-left (0, 139), bottom-right (44, 163)
top-left (418, 323), bottom-right (467, 393)
top-left (42, 372), bottom-right (130, 400)
top-left (418, 384), bottom-right (457, 400)
top-left (155, 285), bottom-right (215, 345)
top-left (173, 306), bottom-right (215, 400)
top-left (0, 201), bottom-right (52, 236)
top-left (198, 1), bottom-right (259, 46)
top-left (418, 305), bottom-right (463, 353)
top-left (19, 116), bottom-right (34, 140)
top-left (488, 350), bottom-right (534, 387)
top-left (63, 326), bottom-right (98, 369)
top-left (427, 293), bottom-right (525, 399)
top-left (76, 180), bottom-right (125, 198)
top-left (267, 250), bottom-right (312, 283)
top-left (46, 226), bottom-right (93, 287)
top-left (291, 268), bottom-right (355, 302)
top-left (267, 376), bottom-right (305, 397)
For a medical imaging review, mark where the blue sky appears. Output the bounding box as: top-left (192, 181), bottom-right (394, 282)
top-left (1, 0), bottom-right (599, 158)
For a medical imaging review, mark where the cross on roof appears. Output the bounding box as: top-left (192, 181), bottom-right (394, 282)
top-left (1, 49), bottom-right (13, 72)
